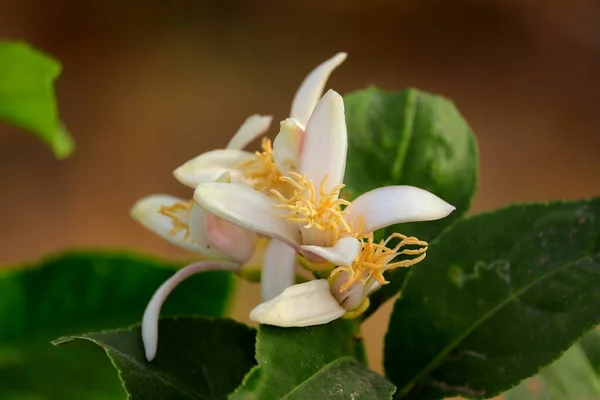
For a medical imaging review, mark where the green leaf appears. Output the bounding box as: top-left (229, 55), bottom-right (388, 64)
top-left (384, 198), bottom-right (600, 399)
top-left (55, 317), bottom-right (256, 400)
top-left (343, 87), bottom-right (478, 316)
top-left (0, 41), bottom-right (73, 158)
top-left (578, 328), bottom-right (600, 376)
top-left (231, 320), bottom-right (395, 400)
top-left (504, 330), bottom-right (600, 399)
top-left (0, 250), bottom-right (235, 399)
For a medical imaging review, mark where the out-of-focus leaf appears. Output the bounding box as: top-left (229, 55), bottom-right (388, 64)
top-left (0, 41), bottom-right (73, 158)
top-left (0, 251), bottom-right (236, 399)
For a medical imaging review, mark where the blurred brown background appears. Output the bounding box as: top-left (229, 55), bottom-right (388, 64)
top-left (1, 0), bottom-right (599, 375)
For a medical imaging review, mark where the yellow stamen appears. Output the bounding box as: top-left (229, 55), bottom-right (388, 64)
top-left (270, 172), bottom-right (352, 243)
top-left (158, 200), bottom-right (193, 240)
top-left (237, 137), bottom-right (286, 194)
top-left (331, 232), bottom-right (428, 292)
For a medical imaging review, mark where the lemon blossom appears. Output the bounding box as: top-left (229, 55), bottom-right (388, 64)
top-left (135, 52), bottom-right (348, 361)
top-left (193, 89), bottom-right (456, 327)
top-left (131, 52), bottom-right (348, 277)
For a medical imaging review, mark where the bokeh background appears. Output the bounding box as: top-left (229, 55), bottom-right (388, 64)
top-left (1, 0), bottom-right (600, 375)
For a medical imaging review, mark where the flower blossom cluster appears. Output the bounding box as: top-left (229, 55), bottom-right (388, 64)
top-left (131, 53), bottom-right (454, 361)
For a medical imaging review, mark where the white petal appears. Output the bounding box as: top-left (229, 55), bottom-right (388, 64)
top-left (206, 213), bottom-right (258, 263)
top-left (142, 260), bottom-right (240, 361)
top-left (344, 186), bottom-right (456, 235)
top-left (300, 236), bottom-right (360, 266)
top-left (189, 203), bottom-right (255, 261)
top-left (290, 52), bottom-right (347, 126)
top-left (298, 90), bottom-right (348, 197)
top-left (130, 195), bottom-right (205, 253)
top-left (261, 240), bottom-right (297, 301)
top-left (249, 280), bottom-right (345, 327)
top-left (173, 149), bottom-right (255, 188)
top-left (272, 118), bottom-right (304, 174)
top-left (226, 114), bottom-right (273, 150)
top-left (194, 183), bottom-right (301, 247)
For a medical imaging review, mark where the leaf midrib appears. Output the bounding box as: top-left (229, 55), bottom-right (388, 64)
top-left (390, 88), bottom-right (417, 184)
top-left (280, 356), bottom-right (356, 400)
top-left (398, 252), bottom-right (600, 396)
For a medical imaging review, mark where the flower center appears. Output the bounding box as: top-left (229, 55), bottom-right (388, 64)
top-left (158, 200), bottom-right (193, 241)
top-left (332, 232), bottom-right (428, 292)
top-left (238, 137), bottom-right (288, 195)
top-left (270, 172), bottom-right (352, 244)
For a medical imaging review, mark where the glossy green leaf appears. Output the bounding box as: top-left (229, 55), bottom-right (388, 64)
top-left (231, 320), bottom-right (395, 400)
top-left (504, 329), bottom-right (600, 399)
top-left (0, 41), bottom-right (73, 158)
top-left (55, 317), bottom-right (256, 400)
top-left (343, 87), bottom-right (478, 316)
top-left (0, 251), bottom-right (235, 399)
top-left (385, 198), bottom-right (600, 399)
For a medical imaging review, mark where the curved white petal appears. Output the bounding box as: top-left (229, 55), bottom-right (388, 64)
top-left (261, 240), bottom-right (297, 301)
top-left (300, 236), bottom-right (360, 267)
top-left (226, 114), bottom-right (273, 150)
top-left (173, 149), bottom-right (255, 188)
top-left (298, 90), bottom-right (348, 197)
top-left (290, 52), bottom-right (347, 126)
top-left (344, 186), bottom-right (456, 235)
top-left (194, 183), bottom-right (301, 247)
top-left (206, 213), bottom-right (257, 263)
top-left (130, 195), bottom-right (205, 253)
top-left (250, 280), bottom-right (345, 327)
top-left (272, 118), bottom-right (304, 174)
top-left (142, 261), bottom-right (240, 361)
top-left (188, 203), bottom-right (252, 261)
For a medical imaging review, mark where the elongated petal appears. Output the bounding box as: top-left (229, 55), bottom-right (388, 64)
top-left (250, 279), bottom-right (345, 327)
top-left (272, 118), bottom-right (304, 174)
top-left (130, 195), bottom-right (206, 253)
top-left (290, 52), bottom-right (347, 126)
top-left (173, 149), bottom-right (255, 188)
top-left (194, 183), bottom-right (301, 246)
top-left (300, 236), bottom-right (360, 266)
top-left (298, 90), bottom-right (348, 196)
top-left (261, 240), bottom-right (297, 301)
top-left (344, 186), bottom-right (456, 235)
top-left (226, 114), bottom-right (273, 150)
top-left (142, 260), bottom-right (240, 361)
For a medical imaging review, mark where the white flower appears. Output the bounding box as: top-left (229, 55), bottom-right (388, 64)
top-left (131, 52), bottom-right (348, 265)
top-left (134, 52), bottom-right (348, 361)
top-left (194, 89), bottom-right (455, 327)
top-left (172, 52), bottom-right (348, 190)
